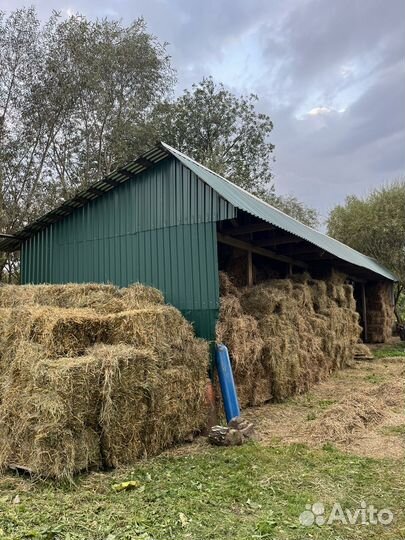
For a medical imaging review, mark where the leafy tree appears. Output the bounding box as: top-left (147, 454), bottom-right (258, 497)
top-left (151, 77), bottom-right (318, 227)
top-left (328, 181), bottom-right (405, 322)
top-left (151, 77), bottom-right (275, 198)
top-left (265, 193), bottom-right (319, 228)
top-left (0, 8), bottom-right (174, 279)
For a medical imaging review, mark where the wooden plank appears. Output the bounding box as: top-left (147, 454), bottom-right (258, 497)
top-left (104, 178), bottom-right (121, 187)
top-left (282, 244), bottom-right (323, 256)
top-left (217, 233), bottom-right (308, 269)
top-left (258, 235), bottom-right (302, 247)
top-left (247, 250), bottom-right (253, 286)
top-left (222, 222), bottom-right (275, 236)
top-left (361, 283), bottom-right (368, 343)
top-left (136, 156), bottom-right (155, 168)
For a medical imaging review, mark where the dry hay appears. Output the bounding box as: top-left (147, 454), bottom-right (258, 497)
top-left (310, 395), bottom-right (386, 444)
top-left (219, 271), bottom-right (241, 298)
top-left (366, 282), bottom-right (394, 343)
top-left (217, 272), bottom-right (363, 406)
top-left (0, 282), bottom-right (164, 313)
top-left (353, 342), bottom-right (373, 359)
top-left (0, 283), bottom-right (209, 479)
top-left (370, 380), bottom-right (404, 408)
top-left (215, 286), bottom-right (265, 407)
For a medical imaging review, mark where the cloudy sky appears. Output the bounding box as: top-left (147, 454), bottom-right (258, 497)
top-left (1, 0), bottom-right (404, 221)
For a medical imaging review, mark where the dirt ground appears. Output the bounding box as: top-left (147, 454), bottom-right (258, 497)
top-left (165, 354), bottom-right (405, 460)
top-left (243, 355), bottom-right (405, 459)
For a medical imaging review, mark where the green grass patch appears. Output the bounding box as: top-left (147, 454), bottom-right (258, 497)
top-left (373, 343), bottom-right (405, 359)
top-left (365, 373), bottom-right (385, 384)
top-left (0, 442), bottom-right (404, 540)
top-left (318, 399), bottom-right (337, 409)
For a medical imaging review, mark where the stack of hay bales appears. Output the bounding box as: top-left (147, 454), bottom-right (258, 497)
top-left (366, 282), bottom-right (394, 343)
top-left (217, 272), bottom-right (362, 405)
top-left (0, 284), bottom-right (209, 479)
top-left (216, 274), bottom-right (265, 407)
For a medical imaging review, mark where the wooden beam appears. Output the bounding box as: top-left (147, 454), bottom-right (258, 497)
top-left (257, 236), bottom-right (302, 247)
top-left (88, 186), bottom-right (106, 195)
top-left (299, 254), bottom-right (336, 261)
top-left (217, 233), bottom-right (308, 269)
top-left (104, 178), bottom-right (121, 187)
top-left (136, 156), bottom-right (155, 168)
top-left (361, 283), bottom-right (368, 342)
top-left (222, 222), bottom-right (275, 236)
top-left (282, 244), bottom-right (323, 256)
top-left (247, 250), bottom-right (253, 286)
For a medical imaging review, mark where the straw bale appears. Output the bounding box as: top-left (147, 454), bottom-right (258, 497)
top-left (0, 283), bottom-right (210, 478)
top-left (217, 272), bottom-right (363, 406)
top-left (0, 282), bottom-right (164, 313)
top-left (0, 348), bottom-right (103, 479)
top-left (219, 271), bottom-right (241, 298)
top-left (365, 281), bottom-right (394, 343)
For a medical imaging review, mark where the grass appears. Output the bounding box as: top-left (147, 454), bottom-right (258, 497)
top-left (0, 442), bottom-right (404, 540)
top-left (372, 342), bottom-right (405, 359)
top-left (365, 373), bottom-right (385, 384)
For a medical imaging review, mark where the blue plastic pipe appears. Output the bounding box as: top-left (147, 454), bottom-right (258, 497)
top-left (215, 344), bottom-right (241, 423)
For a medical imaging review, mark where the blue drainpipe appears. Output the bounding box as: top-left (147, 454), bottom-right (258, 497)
top-left (215, 344), bottom-right (241, 423)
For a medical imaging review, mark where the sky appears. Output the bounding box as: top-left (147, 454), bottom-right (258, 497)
top-left (1, 0), bottom-right (404, 221)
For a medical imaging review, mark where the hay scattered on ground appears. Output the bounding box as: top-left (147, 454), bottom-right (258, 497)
top-left (0, 283), bottom-right (209, 479)
top-left (241, 356), bottom-right (405, 460)
top-left (217, 272), bottom-right (363, 405)
top-left (310, 395), bottom-right (385, 444)
top-left (353, 343), bottom-right (373, 356)
top-left (366, 282), bottom-right (394, 343)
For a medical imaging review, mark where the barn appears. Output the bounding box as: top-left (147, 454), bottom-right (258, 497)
top-left (0, 142), bottom-right (396, 343)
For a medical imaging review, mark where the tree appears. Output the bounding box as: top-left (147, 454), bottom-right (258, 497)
top-left (150, 77), bottom-right (319, 227)
top-left (327, 181), bottom-right (405, 322)
top-left (0, 8), bottom-right (174, 280)
top-left (151, 77), bottom-right (275, 198)
top-left (264, 193), bottom-right (319, 228)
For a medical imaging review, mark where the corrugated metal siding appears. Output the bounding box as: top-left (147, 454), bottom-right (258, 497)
top-left (162, 143), bottom-right (397, 282)
top-left (21, 157), bottom-right (234, 340)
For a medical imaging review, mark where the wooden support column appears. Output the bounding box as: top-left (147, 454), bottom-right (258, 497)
top-left (247, 250), bottom-right (253, 287)
top-left (361, 283), bottom-right (368, 343)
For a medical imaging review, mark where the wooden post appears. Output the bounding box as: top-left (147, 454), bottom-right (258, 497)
top-left (247, 250), bottom-right (253, 287)
top-left (361, 283), bottom-right (368, 343)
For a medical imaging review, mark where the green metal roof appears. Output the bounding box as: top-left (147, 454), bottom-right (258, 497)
top-left (161, 142), bottom-right (397, 282)
top-left (1, 141), bottom-right (396, 282)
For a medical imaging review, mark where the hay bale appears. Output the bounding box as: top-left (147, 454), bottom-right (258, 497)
top-left (366, 282), bottom-right (394, 343)
top-left (217, 272), bottom-right (363, 406)
top-left (0, 283), bottom-right (210, 478)
top-left (216, 294), bottom-right (264, 407)
top-left (0, 282), bottom-right (164, 313)
top-left (2, 307), bottom-right (109, 358)
top-left (0, 347), bottom-right (103, 479)
top-left (219, 272), bottom-right (241, 298)
top-left (240, 280), bottom-right (293, 318)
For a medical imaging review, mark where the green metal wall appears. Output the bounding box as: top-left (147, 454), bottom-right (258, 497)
top-left (20, 157), bottom-right (236, 340)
